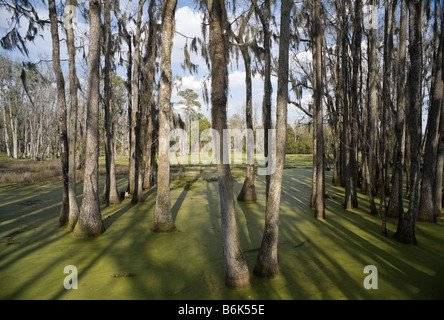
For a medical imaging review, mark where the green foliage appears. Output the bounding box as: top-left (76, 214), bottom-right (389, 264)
top-left (177, 88), bottom-right (202, 118)
top-left (286, 123), bottom-right (313, 154)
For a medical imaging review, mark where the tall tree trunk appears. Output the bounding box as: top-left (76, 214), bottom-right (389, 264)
top-left (332, 41), bottom-right (342, 188)
top-left (435, 100), bottom-right (444, 218)
top-left (237, 47), bottom-right (257, 202)
top-left (65, 0), bottom-right (80, 230)
top-left (341, 0), bottom-right (352, 210)
top-left (380, 0), bottom-right (396, 235)
top-left (104, 0), bottom-right (121, 206)
top-left (128, 0), bottom-right (146, 199)
top-left (418, 7), bottom-right (442, 223)
top-left (350, 0), bottom-right (362, 208)
top-left (236, 7), bottom-right (257, 202)
top-left (11, 108), bottom-right (18, 159)
top-left (365, 0), bottom-right (378, 216)
top-left (207, 0), bottom-right (250, 289)
top-left (253, 0), bottom-right (272, 198)
top-left (436, 5), bottom-right (444, 219)
top-left (397, 0), bottom-right (422, 244)
top-left (74, 0), bottom-right (105, 237)
top-left (2, 105), bottom-right (11, 157)
top-left (254, 0), bottom-right (291, 279)
top-left (142, 0), bottom-right (158, 190)
top-left (151, 0), bottom-right (177, 232)
top-left (48, 0), bottom-right (69, 226)
top-left (388, 0), bottom-right (407, 220)
top-left (312, 0), bottom-right (325, 218)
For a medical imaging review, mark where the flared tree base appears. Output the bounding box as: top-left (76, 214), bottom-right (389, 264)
top-left (253, 262), bottom-right (279, 280)
top-left (150, 222), bottom-right (176, 233)
top-left (237, 186), bottom-right (257, 202)
top-left (226, 272), bottom-right (251, 289)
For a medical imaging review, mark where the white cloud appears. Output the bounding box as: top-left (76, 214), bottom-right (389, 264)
top-left (172, 6), bottom-right (206, 66)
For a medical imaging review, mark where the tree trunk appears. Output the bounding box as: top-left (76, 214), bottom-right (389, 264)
top-left (74, 0), bottom-right (105, 237)
top-left (341, 0), bottom-right (352, 210)
top-left (387, 0), bottom-right (407, 220)
top-left (253, 0), bottom-right (272, 199)
top-left (365, 0), bottom-right (378, 216)
top-left (151, 0), bottom-right (177, 232)
top-left (48, 0), bottom-right (70, 226)
top-left (142, 0), bottom-right (157, 191)
top-left (350, 0), bottom-right (362, 208)
top-left (435, 100), bottom-right (444, 218)
top-left (65, 0), bottom-right (80, 230)
top-left (312, 0), bottom-right (325, 218)
top-left (418, 8), bottom-right (442, 223)
top-left (103, 0), bottom-right (121, 206)
top-left (236, 7), bottom-right (257, 202)
top-left (254, 0), bottom-right (291, 279)
top-left (207, 0), bottom-right (250, 289)
top-left (128, 0), bottom-right (146, 198)
top-left (437, 5), bottom-right (444, 219)
top-left (397, 0), bottom-right (422, 244)
top-left (380, 0), bottom-right (396, 236)
top-left (2, 105), bottom-right (11, 157)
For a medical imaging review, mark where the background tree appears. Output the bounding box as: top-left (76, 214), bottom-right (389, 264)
top-left (396, 0), bottom-right (423, 244)
top-left (128, 0), bottom-right (146, 200)
top-left (74, 0), bottom-right (105, 237)
top-left (231, 4), bottom-right (257, 202)
top-left (151, 0), bottom-right (177, 233)
top-left (48, 0), bottom-right (69, 226)
top-left (65, 0), bottom-right (81, 230)
top-left (387, 0), bottom-right (407, 221)
top-left (418, 2), bottom-right (442, 223)
top-left (254, 0), bottom-right (291, 279)
top-left (141, 0), bottom-right (159, 190)
top-left (311, 0), bottom-right (325, 218)
top-left (103, 0), bottom-right (121, 206)
top-left (252, 0), bottom-right (273, 198)
top-left (206, 0), bottom-right (250, 289)
top-left (178, 88), bottom-right (202, 143)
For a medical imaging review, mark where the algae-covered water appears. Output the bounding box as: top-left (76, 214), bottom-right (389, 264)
top-left (0, 165), bottom-right (443, 300)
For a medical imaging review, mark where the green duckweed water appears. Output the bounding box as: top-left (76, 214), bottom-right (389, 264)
top-left (0, 165), bottom-right (443, 300)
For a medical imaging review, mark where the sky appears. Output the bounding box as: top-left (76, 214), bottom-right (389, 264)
top-left (0, 0), bottom-right (312, 127)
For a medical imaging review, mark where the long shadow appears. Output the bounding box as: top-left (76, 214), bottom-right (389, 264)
top-left (171, 173), bottom-right (201, 223)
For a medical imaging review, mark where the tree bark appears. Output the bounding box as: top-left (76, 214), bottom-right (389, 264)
top-left (435, 99), bottom-right (444, 218)
top-left (151, 0), bottom-right (177, 232)
top-left (341, 0), bottom-right (352, 210)
top-left (236, 7), bottom-right (257, 202)
top-left (350, 0), bottom-right (362, 208)
top-left (397, 0), bottom-right (422, 244)
top-left (128, 0), bottom-right (146, 199)
top-left (418, 7), bottom-right (442, 223)
top-left (312, 0), bottom-right (325, 218)
top-left (253, 0), bottom-right (272, 199)
top-left (434, 4), bottom-right (444, 219)
top-left (48, 0), bottom-right (70, 226)
top-left (65, 0), bottom-right (80, 230)
top-left (74, 0), bottom-right (105, 237)
top-left (2, 104), bottom-right (11, 157)
top-left (207, 0), bottom-right (250, 289)
top-left (103, 0), bottom-right (121, 206)
top-left (365, 0), bottom-right (378, 216)
top-left (254, 0), bottom-right (291, 279)
top-left (142, 0), bottom-right (157, 191)
top-left (388, 0), bottom-right (407, 220)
